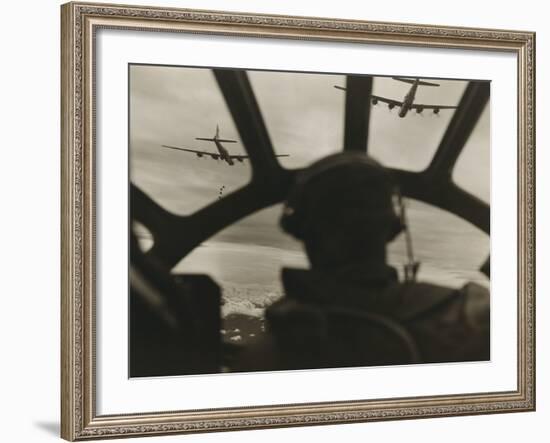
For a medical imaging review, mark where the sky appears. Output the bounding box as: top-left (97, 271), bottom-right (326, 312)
top-left (130, 64), bottom-right (490, 288)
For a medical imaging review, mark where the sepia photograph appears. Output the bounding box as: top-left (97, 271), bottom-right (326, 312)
top-left (58, 3), bottom-right (536, 439)
top-left (128, 64), bottom-right (490, 377)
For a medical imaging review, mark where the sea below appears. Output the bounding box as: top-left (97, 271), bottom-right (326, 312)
top-left (171, 200), bottom-right (490, 345)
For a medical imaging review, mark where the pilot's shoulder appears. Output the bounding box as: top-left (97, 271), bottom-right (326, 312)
top-left (391, 281), bottom-right (458, 320)
top-left (395, 280), bottom-right (489, 327)
top-left (399, 281), bottom-right (455, 296)
top-left (397, 280), bottom-right (488, 303)
top-left (458, 282), bottom-right (490, 329)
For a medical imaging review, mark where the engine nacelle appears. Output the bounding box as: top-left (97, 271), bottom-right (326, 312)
top-left (433, 108), bottom-right (440, 115)
top-left (372, 98), bottom-right (378, 105)
top-left (388, 103), bottom-right (395, 110)
top-left (416, 107), bottom-right (424, 114)
top-left (237, 158), bottom-right (244, 163)
top-left (197, 153), bottom-right (203, 158)
top-left (212, 155), bottom-right (219, 160)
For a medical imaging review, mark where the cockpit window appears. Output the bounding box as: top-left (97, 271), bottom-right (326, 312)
top-left (251, 73), bottom-right (469, 171)
top-left (249, 70), bottom-right (346, 169)
top-left (175, 204), bottom-right (307, 343)
top-left (452, 105), bottom-right (491, 203)
top-left (388, 199), bottom-right (489, 288)
top-left (369, 78), bottom-right (467, 171)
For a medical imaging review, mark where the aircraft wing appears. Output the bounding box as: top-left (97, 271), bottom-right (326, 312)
top-left (228, 154), bottom-right (290, 160)
top-left (162, 145), bottom-right (220, 158)
top-left (410, 103), bottom-right (458, 110)
top-left (371, 95), bottom-right (404, 107)
top-left (228, 154), bottom-right (249, 160)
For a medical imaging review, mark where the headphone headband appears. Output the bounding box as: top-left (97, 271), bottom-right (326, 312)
top-left (280, 152), bottom-right (401, 240)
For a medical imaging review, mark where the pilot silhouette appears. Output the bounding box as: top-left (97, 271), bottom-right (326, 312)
top-left (234, 152), bottom-right (490, 372)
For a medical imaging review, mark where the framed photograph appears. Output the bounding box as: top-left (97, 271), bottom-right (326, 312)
top-left (61, 1), bottom-right (535, 440)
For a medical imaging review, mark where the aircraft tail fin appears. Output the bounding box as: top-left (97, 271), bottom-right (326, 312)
top-left (392, 77), bottom-right (440, 87)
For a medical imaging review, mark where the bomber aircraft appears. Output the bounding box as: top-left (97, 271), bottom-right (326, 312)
top-left (335, 77), bottom-right (458, 118)
top-left (162, 125), bottom-right (289, 166)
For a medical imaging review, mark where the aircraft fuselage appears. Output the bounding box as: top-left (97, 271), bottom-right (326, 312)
top-left (398, 80), bottom-right (419, 118)
top-left (214, 140), bottom-right (234, 165)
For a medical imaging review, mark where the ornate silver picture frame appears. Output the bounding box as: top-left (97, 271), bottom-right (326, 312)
top-left (61, 1), bottom-right (535, 440)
